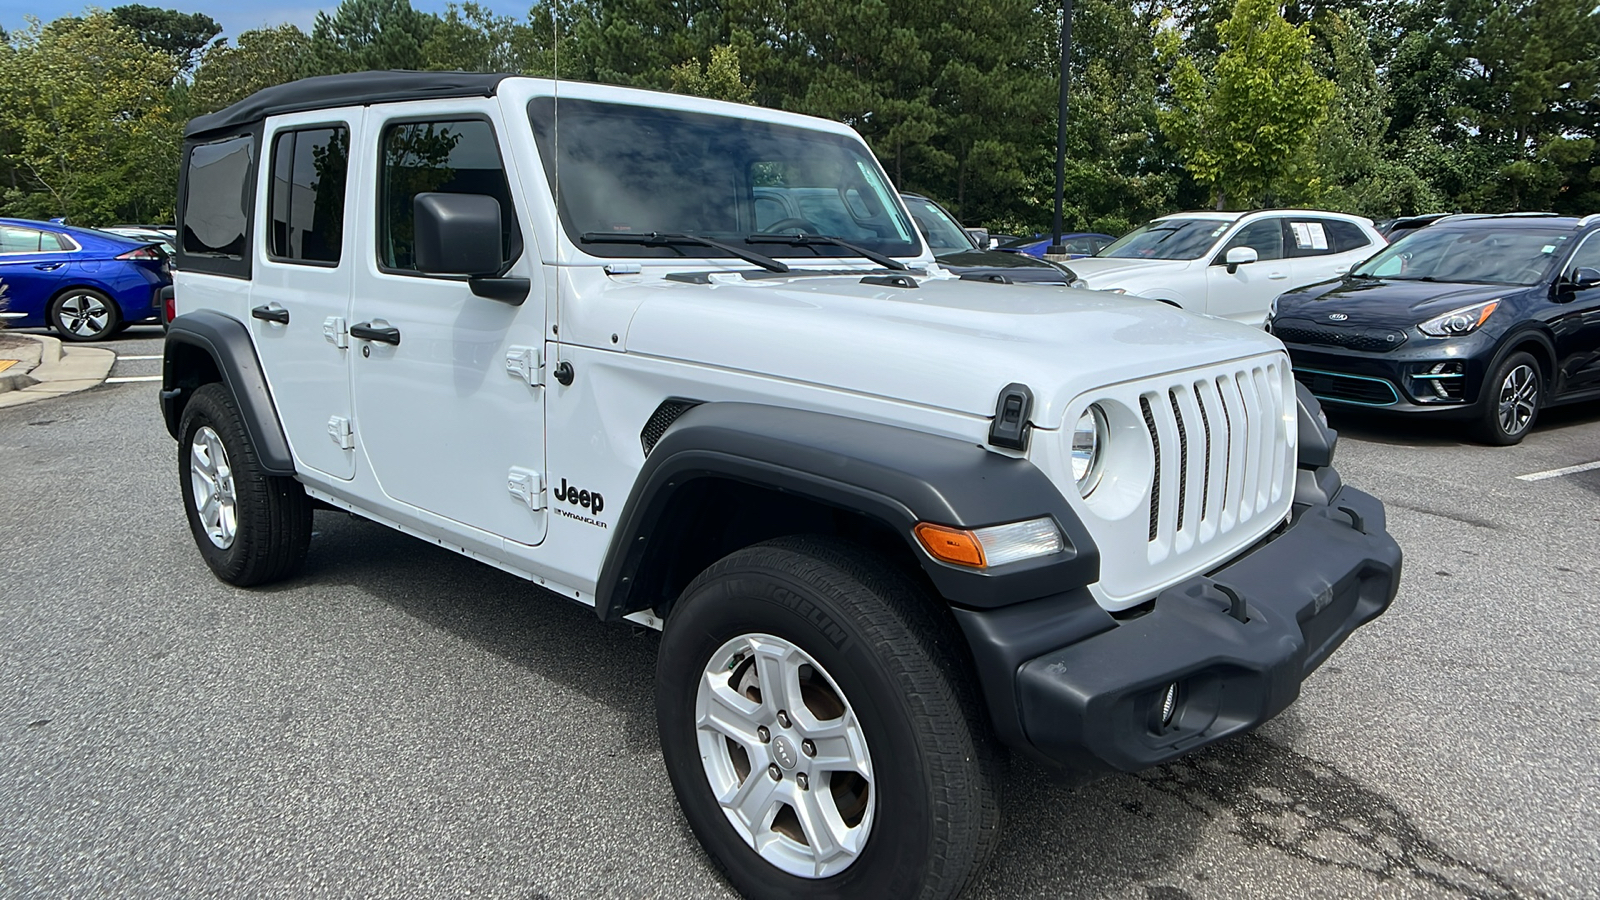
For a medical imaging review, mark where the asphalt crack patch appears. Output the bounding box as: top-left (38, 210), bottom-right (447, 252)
top-left (1138, 735), bottom-right (1538, 899)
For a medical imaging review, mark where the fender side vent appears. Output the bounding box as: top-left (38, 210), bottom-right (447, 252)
top-left (860, 274), bottom-right (918, 289)
top-left (641, 398), bottom-right (702, 456)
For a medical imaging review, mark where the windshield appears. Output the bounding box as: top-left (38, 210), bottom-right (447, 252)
top-left (528, 98), bottom-right (918, 261)
top-left (1353, 227), bottom-right (1571, 285)
top-left (900, 195), bottom-right (974, 253)
top-left (1097, 218), bottom-right (1230, 260)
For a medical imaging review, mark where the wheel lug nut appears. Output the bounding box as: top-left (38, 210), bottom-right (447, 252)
top-left (768, 764), bottom-right (782, 781)
top-left (796, 773), bottom-right (809, 790)
top-left (802, 739), bottom-right (815, 757)
top-left (776, 710), bottom-right (792, 729)
top-left (758, 726), bottom-right (770, 743)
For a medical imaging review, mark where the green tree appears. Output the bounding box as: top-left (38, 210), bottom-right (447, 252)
top-left (0, 14), bottom-right (178, 224)
top-left (422, 2), bottom-right (553, 74)
top-left (190, 26), bottom-right (313, 114)
top-left (111, 4), bottom-right (221, 75)
top-left (670, 44), bottom-right (753, 103)
top-left (1159, 0), bottom-right (1336, 208)
top-left (311, 0), bottom-right (439, 74)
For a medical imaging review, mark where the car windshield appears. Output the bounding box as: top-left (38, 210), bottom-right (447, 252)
top-left (1352, 226), bottom-right (1571, 285)
top-left (900, 195), bottom-right (974, 253)
top-left (1096, 218), bottom-right (1231, 260)
top-left (528, 98), bottom-right (918, 261)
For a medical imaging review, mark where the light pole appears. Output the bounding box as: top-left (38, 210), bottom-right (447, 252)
top-left (1048, 0), bottom-right (1073, 257)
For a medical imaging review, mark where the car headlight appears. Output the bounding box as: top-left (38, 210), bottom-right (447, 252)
top-left (1069, 278), bottom-right (1088, 290)
top-left (1418, 299), bottom-right (1499, 337)
top-left (1071, 404), bottom-right (1108, 496)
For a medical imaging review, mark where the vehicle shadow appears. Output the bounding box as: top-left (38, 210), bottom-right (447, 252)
top-left (1325, 395), bottom-right (1600, 448)
top-left (287, 514), bottom-right (1537, 900)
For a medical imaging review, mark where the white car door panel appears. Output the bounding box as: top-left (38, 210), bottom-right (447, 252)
top-left (348, 105), bottom-right (549, 546)
top-left (1205, 217), bottom-right (1288, 325)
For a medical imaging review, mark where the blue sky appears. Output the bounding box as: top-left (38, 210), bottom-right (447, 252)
top-left (6, 2), bottom-right (534, 40)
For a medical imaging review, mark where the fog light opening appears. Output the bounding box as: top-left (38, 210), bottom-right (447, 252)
top-left (1159, 682), bottom-right (1180, 728)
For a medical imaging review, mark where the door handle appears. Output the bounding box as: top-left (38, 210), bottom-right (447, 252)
top-left (350, 322), bottom-right (401, 345)
top-left (33, 263), bottom-right (63, 271)
top-left (1268, 272), bottom-right (1288, 280)
top-left (1334, 265), bottom-right (1350, 274)
top-left (251, 305), bottom-right (290, 324)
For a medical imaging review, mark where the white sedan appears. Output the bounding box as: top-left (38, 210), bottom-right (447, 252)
top-left (1064, 210), bottom-right (1385, 327)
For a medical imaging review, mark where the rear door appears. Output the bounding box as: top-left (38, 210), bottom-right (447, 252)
top-left (250, 113), bottom-right (358, 480)
top-left (347, 103), bottom-right (549, 546)
top-left (1286, 217), bottom-right (1374, 288)
top-left (1204, 217), bottom-right (1289, 325)
top-left (0, 225), bottom-right (77, 327)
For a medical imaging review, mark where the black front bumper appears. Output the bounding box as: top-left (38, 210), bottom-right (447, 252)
top-left (953, 486), bottom-right (1401, 777)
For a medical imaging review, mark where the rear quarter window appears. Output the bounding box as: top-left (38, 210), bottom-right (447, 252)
top-left (1324, 220), bottom-right (1372, 254)
top-left (180, 133), bottom-right (257, 277)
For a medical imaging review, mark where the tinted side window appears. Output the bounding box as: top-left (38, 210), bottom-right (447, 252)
top-left (183, 135), bottom-right (254, 257)
top-left (0, 226), bottom-right (43, 253)
top-left (379, 119), bottom-right (521, 272)
top-left (1324, 220), bottom-right (1371, 254)
top-left (39, 232), bottom-right (69, 251)
top-left (1285, 220), bottom-right (1334, 257)
top-left (1221, 219), bottom-right (1285, 262)
top-left (269, 126), bottom-right (349, 264)
top-left (1563, 233), bottom-right (1600, 274)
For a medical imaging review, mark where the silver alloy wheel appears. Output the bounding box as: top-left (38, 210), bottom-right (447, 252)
top-left (190, 425), bottom-right (238, 549)
top-left (1497, 363), bottom-right (1538, 436)
top-left (57, 292), bottom-right (111, 337)
top-left (695, 633), bottom-right (875, 879)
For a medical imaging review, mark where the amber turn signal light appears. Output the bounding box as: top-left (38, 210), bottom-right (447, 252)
top-left (913, 523), bottom-right (987, 568)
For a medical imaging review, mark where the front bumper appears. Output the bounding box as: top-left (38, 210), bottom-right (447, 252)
top-left (954, 484), bottom-right (1400, 777)
top-left (1282, 335), bottom-right (1492, 415)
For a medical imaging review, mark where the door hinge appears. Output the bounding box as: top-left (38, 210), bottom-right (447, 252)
top-left (507, 467), bottom-right (545, 510)
top-left (327, 415), bottom-right (354, 450)
top-left (505, 345), bottom-right (544, 386)
top-left (323, 316), bottom-right (349, 349)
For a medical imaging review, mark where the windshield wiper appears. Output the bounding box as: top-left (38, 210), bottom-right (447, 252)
top-left (745, 233), bottom-right (908, 271)
top-left (580, 232), bottom-right (788, 273)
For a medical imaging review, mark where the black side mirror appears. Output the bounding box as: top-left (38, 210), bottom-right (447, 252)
top-left (1571, 266), bottom-right (1600, 290)
top-left (412, 192), bottom-right (528, 305)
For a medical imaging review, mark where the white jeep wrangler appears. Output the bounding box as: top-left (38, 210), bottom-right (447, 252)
top-left (163, 72), bottom-right (1401, 900)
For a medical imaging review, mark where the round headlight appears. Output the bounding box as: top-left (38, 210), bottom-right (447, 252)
top-left (1071, 405), bottom-right (1107, 496)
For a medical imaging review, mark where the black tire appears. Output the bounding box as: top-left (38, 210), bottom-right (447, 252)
top-left (656, 536), bottom-right (1001, 900)
top-left (178, 383), bottom-right (312, 585)
top-left (1473, 351), bottom-right (1542, 445)
top-left (48, 288), bottom-right (122, 342)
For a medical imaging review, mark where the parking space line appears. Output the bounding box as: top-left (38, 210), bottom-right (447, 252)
top-left (115, 355), bottom-right (162, 360)
top-left (1517, 460), bottom-right (1600, 482)
top-left (104, 375), bottom-right (163, 384)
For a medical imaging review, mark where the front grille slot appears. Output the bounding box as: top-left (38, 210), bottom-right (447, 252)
top-left (1141, 395), bottom-right (1161, 542)
top-left (1169, 389), bottom-right (1187, 532)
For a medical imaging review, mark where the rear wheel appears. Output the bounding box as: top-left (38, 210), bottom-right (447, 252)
top-left (49, 288), bottom-right (121, 342)
top-left (656, 536), bottom-right (1000, 900)
top-left (1474, 351), bottom-right (1542, 445)
top-left (178, 383), bottom-right (312, 585)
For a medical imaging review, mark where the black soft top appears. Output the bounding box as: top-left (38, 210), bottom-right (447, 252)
top-left (185, 71), bottom-right (513, 139)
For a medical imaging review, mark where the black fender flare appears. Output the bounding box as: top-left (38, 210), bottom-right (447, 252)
top-left (594, 402), bottom-right (1100, 621)
top-left (161, 310), bottom-right (294, 476)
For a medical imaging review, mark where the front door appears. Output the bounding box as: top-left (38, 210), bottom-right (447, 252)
top-left (251, 116), bottom-right (357, 480)
top-left (348, 105), bottom-right (548, 546)
top-left (1550, 234), bottom-right (1600, 395)
top-left (1205, 217), bottom-right (1289, 326)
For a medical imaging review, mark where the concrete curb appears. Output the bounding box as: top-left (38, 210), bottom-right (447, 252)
top-left (0, 334), bottom-right (116, 409)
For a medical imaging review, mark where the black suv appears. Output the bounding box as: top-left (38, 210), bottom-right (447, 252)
top-left (1268, 214), bottom-right (1600, 444)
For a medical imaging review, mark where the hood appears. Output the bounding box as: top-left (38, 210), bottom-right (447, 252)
top-left (932, 248), bottom-right (1070, 283)
top-left (1277, 277), bottom-right (1518, 329)
top-left (617, 272), bottom-right (1284, 428)
top-left (1056, 255), bottom-right (1189, 285)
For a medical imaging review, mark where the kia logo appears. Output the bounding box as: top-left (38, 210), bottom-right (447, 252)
top-left (1328, 313), bottom-right (1349, 321)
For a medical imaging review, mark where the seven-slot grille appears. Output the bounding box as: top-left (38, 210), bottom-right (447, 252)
top-left (1138, 358), bottom-right (1293, 563)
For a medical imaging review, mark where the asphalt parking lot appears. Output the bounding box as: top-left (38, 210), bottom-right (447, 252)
top-left (2, 326), bottom-right (1597, 899)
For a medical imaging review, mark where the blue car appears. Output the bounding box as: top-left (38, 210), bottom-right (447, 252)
top-left (0, 217), bottom-right (171, 341)
top-left (996, 232), bottom-right (1115, 259)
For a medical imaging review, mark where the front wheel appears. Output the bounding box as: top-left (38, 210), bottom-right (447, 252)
top-left (656, 536), bottom-right (1000, 900)
top-left (178, 383), bottom-right (312, 585)
top-left (1474, 351), bottom-right (1542, 445)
